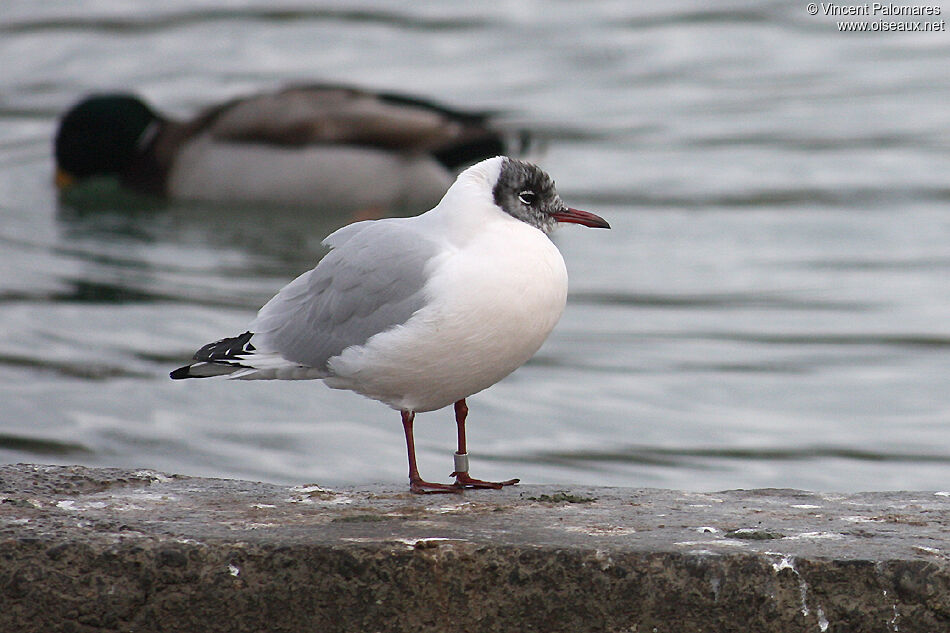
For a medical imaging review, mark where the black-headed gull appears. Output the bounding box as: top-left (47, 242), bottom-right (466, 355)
top-left (55, 84), bottom-right (521, 210)
top-left (171, 156), bottom-right (609, 493)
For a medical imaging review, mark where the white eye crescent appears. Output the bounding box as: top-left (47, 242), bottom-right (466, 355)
top-left (518, 191), bottom-right (536, 205)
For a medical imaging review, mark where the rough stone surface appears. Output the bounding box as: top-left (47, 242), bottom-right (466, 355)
top-left (1, 464), bottom-right (949, 632)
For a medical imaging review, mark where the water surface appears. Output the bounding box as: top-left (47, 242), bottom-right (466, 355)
top-left (2, 0), bottom-right (949, 491)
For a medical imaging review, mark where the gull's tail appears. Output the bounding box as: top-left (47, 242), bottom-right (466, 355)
top-left (170, 331), bottom-right (324, 380)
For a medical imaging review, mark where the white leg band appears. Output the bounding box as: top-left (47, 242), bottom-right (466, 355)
top-left (453, 452), bottom-right (470, 473)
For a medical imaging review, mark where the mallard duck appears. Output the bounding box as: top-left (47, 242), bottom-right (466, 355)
top-left (54, 84), bottom-right (517, 210)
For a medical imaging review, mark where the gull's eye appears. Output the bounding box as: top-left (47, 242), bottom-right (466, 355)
top-left (518, 191), bottom-right (536, 205)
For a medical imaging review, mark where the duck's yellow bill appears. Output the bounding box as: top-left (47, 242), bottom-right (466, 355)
top-left (54, 167), bottom-right (77, 190)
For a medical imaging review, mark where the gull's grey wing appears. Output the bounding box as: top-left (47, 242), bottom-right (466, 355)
top-left (249, 218), bottom-right (440, 371)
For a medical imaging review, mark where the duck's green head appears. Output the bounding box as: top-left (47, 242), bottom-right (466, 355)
top-left (54, 94), bottom-right (160, 188)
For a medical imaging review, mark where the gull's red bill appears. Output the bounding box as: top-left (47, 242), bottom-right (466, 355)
top-left (552, 207), bottom-right (611, 229)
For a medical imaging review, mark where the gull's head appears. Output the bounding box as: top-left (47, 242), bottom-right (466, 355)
top-left (450, 157), bottom-right (610, 234)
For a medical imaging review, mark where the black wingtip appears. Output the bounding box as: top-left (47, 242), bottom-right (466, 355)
top-left (169, 365), bottom-right (192, 380)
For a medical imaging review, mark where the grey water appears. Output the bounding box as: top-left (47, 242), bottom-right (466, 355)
top-left (2, 0), bottom-right (949, 492)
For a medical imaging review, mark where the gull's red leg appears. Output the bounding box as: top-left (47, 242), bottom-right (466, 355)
top-left (401, 410), bottom-right (461, 494)
top-left (450, 399), bottom-right (519, 489)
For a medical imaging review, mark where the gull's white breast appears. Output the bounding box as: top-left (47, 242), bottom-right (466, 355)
top-left (325, 212), bottom-right (568, 412)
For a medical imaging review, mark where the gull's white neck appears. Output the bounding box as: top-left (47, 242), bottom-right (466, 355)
top-left (420, 156), bottom-right (519, 241)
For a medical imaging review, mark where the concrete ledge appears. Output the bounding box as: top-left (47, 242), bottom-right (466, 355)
top-left (1, 464), bottom-right (949, 632)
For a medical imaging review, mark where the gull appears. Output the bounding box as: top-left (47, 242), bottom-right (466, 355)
top-left (170, 156), bottom-right (609, 493)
